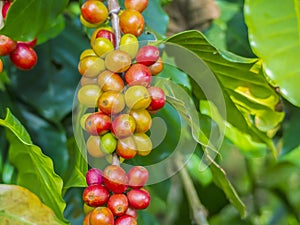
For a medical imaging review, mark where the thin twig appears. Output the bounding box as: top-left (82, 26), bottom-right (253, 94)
top-left (175, 154), bottom-right (209, 225)
top-left (108, 0), bottom-right (121, 49)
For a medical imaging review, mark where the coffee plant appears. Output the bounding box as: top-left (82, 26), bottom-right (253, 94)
top-left (0, 0), bottom-right (300, 225)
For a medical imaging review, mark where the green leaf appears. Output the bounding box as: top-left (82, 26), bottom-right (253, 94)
top-left (1, 0), bottom-right (69, 42)
top-left (0, 184), bottom-right (62, 225)
top-left (0, 109), bottom-right (68, 224)
top-left (165, 30), bottom-right (284, 156)
top-left (209, 158), bottom-right (247, 218)
top-left (244, 0), bottom-right (300, 106)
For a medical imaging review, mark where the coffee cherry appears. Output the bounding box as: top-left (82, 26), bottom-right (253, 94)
top-left (119, 34), bottom-right (139, 59)
top-left (124, 85), bottom-right (151, 110)
top-left (86, 135), bottom-right (106, 158)
top-left (80, 49), bottom-right (97, 60)
top-left (0, 35), bottom-right (16, 56)
top-left (81, 1), bottom-right (108, 25)
top-left (112, 114), bottom-right (136, 139)
top-left (0, 59), bottom-right (3, 73)
top-left (124, 0), bottom-right (148, 13)
top-left (115, 215), bottom-right (137, 225)
top-left (85, 112), bottom-right (112, 136)
top-left (82, 185), bottom-right (110, 207)
top-left (86, 168), bottom-right (103, 186)
top-left (147, 86), bottom-right (166, 111)
top-left (17, 38), bottom-right (38, 48)
top-left (149, 57), bottom-right (164, 75)
top-left (129, 109), bottom-right (152, 133)
top-left (98, 91), bottom-right (125, 115)
top-left (90, 26), bottom-right (114, 47)
top-left (83, 211), bottom-right (91, 225)
top-left (77, 84), bottom-right (101, 107)
top-left (105, 49), bottom-right (132, 73)
top-left (92, 37), bottom-right (114, 58)
top-left (78, 56), bottom-right (105, 78)
top-left (124, 207), bottom-right (137, 219)
top-left (89, 207), bottom-right (114, 225)
top-left (10, 43), bottom-right (37, 70)
top-left (97, 70), bottom-right (124, 92)
top-left (107, 193), bottom-right (129, 216)
top-left (80, 14), bottom-right (101, 28)
top-left (96, 29), bottom-right (116, 47)
top-left (127, 188), bottom-right (150, 210)
top-left (119, 9), bottom-right (145, 37)
top-left (125, 63), bottom-right (152, 87)
top-left (2, 1), bottom-right (12, 19)
top-left (134, 133), bottom-right (152, 156)
top-left (136, 45), bottom-right (160, 66)
top-left (128, 166), bottom-right (149, 188)
top-left (80, 76), bottom-right (98, 86)
top-left (100, 132), bottom-right (117, 154)
top-left (103, 165), bottom-right (128, 193)
top-left (116, 136), bottom-right (137, 160)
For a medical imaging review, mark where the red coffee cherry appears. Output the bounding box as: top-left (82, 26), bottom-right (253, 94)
top-left (116, 136), bottom-right (137, 160)
top-left (96, 29), bottom-right (116, 47)
top-left (124, 207), bottom-right (137, 219)
top-left (107, 193), bottom-right (129, 216)
top-left (89, 207), bottom-right (114, 225)
top-left (97, 70), bottom-right (124, 92)
top-left (128, 166), bottom-right (149, 188)
top-left (115, 215), bottom-right (137, 225)
top-left (86, 168), bottom-right (103, 186)
top-left (124, 0), bottom-right (148, 13)
top-left (149, 57), bottom-right (164, 75)
top-left (127, 188), bottom-right (150, 210)
top-left (10, 43), bottom-right (37, 70)
top-left (125, 63), bottom-right (152, 87)
top-left (0, 35), bottom-right (16, 56)
top-left (2, 1), bottom-right (12, 19)
top-left (85, 112), bottom-right (112, 136)
top-left (112, 114), bottom-right (136, 139)
top-left (147, 86), bottom-right (166, 111)
top-left (136, 45), bottom-right (160, 66)
top-left (17, 38), bottom-right (38, 48)
top-left (81, 0), bottom-right (108, 25)
top-left (119, 9), bottom-right (145, 37)
top-left (82, 185), bottom-right (110, 207)
top-left (103, 165), bottom-right (128, 193)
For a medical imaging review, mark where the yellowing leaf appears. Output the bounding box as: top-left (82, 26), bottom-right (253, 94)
top-left (0, 184), bottom-right (61, 225)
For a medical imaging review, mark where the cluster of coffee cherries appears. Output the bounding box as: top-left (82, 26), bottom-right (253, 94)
top-left (83, 165), bottom-right (149, 225)
top-left (77, 0), bottom-right (165, 224)
top-left (0, 0), bottom-right (38, 71)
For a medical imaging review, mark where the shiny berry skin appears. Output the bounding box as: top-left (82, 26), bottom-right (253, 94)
top-left (17, 38), bottom-right (38, 48)
top-left (124, 85), bottom-right (151, 110)
top-left (125, 207), bottom-right (137, 219)
top-left (83, 212), bottom-right (91, 225)
top-left (82, 185), bottom-right (110, 207)
top-left (149, 57), bottom-right (164, 75)
top-left (125, 63), bottom-right (152, 87)
top-left (107, 193), bottom-right (129, 216)
top-left (136, 45), bottom-right (160, 66)
top-left (100, 132), bottom-right (117, 154)
top-left (127, 188), bottom-right (150, 210)
top-left (92, 37), bottom-right (114, 58)
top-left (105, 50), bottom-right (132, 73)
top-left (80, 76), bottom-right (98, 86)
top-left (89, 207), bottom-right (114, 225)
top-left (112, 114), bottom-right (136, 139)
top-left (116, 136), bottom-right (137, 160)
top-left (80, 49), bottom-right (97, 60)
top-left (96, 29), bottom-right (116, 47)
top-left (115, 215), bottom-right (137, 225)
top-left (103, 165), bottom-right (128, 193)
top-left (10, 43), bottom-right (37, 70)
top-left (97, 70), bottom-right (124, 92)
top-left (134, 133), bottom-right (152, 156)
top-left (119, 34), bottom-right (139, 59)
top-left (85, 112), bottom-right (112, 136)
top-left (147, 86), bottom-right (166, 111)
top-left (86, 135), bottom-right (106, 158)
top-left (98, 91), bottom-right (125, 115)
top-left (129, 109), bottom-right (152, 133)
top-left (81, 1), bottom-right (108, 25)
top-left (0, 35), bottom-right (16, 56)
top-left (124, 0), bottom-right (148, 13)
top-left (86, 168), bottom-right (103, 186)
top-left (90, 26), bottom-right (114, 47)
top-left (77, 84), bottom-right (101, 107)
top-left (119, 9), bottom-right (145, 37)
top-left (2, 1), bottom-right (12, 19)
top-left (78, 56), bottom-right (105, 78)
top-left (128, 166), bottom-right (149, 188)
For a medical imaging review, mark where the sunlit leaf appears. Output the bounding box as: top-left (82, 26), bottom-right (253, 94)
top-left (0, 184), bottom-right (62, 225)
top-left (0, 109), bottom-right (68, 224)
top-left (244, 0), bottom-right (300, 106)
